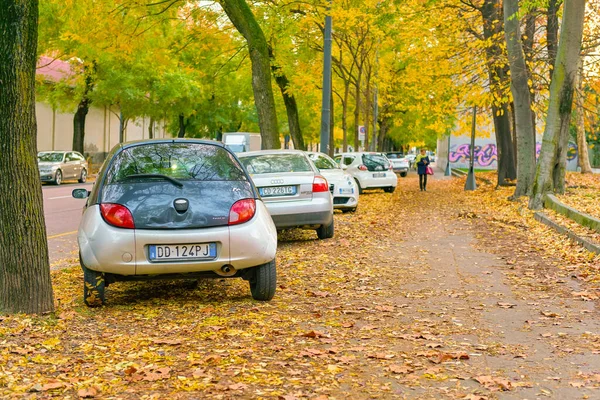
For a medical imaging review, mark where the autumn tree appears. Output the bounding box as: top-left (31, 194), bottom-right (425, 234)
top-left (0, 0), bottom-right (54, 314)
top-left (530, 0), bottom-right (587, 209)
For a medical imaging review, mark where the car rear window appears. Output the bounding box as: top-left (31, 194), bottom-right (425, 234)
top-left (362, 154), bottom-right (390, 171)
top-left (310, 154), bottom-right (338, 170)
top-left (240, 154), bottom-right (312, 174)
top-left (105, 143), bottom-right (247, 183)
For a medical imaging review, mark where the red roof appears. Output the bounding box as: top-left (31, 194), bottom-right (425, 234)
top-left (37, 56), bottom-right (74, 82)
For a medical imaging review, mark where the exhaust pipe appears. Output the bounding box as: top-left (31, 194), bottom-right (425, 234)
top-left (215, 264), bottom-right (236, 277)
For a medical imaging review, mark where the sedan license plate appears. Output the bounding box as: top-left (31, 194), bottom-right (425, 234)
top-left (260, 185), bottom-right (296, 197)
top-left (339, 188), bottom-right (354, 194)
top-left (373, 172), bottom-right (386, 178)
top-left (149, 243), bottom-right (216, 262)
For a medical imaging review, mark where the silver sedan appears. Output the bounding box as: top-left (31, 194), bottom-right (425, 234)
top-left (238, 150), bottom-right (334, 239)
top-left (38, 151), bottom-right (88, 185)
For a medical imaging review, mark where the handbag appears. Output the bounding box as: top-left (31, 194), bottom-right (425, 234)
top-left (426, 166), bottom-right (434, 175)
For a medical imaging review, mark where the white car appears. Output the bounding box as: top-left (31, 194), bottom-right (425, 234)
top-left (307, 152), bottom-right (359, 213)
top-left (334, 152), bottom-right (397, 194)
top-left (386, 152), bottom-right (410, 177)
top-left (238, 150), bottom-right (335, 239)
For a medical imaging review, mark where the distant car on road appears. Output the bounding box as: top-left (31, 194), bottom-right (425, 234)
top-left (334, 152), bottom-right (397, 194)
top-left (386, 152), bottom-right (410, 177)
top-left (237, 150), bottom-right (335, 239)
top-left (222, 132), bottom-right (261, 153)
top-left (38, 151), bottom-right (88, 185)
top-left (72, 139), bottom-right (278, 306)
top-left (307, 151), bottom-right (359, 213)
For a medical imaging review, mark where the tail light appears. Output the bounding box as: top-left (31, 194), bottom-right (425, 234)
top-left (229, 198), bottom-right (256, 225)
top-left (312, 176), bottom-right (329, 192)
top-left (388, 164), bottom-right (394, 171)
top-left (100, 203), bottom-right (135, 229)
top-left (358, 164), bottom-right (368, 171)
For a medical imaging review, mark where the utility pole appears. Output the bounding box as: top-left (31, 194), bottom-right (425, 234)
top-left (319, 2), bottom-right (333, 154)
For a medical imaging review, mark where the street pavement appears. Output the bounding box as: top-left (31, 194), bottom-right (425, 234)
top-left (42, 180), bottom-right (93, 267)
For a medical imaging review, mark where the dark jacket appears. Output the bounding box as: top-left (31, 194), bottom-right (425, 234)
top-left (416, 156), bottom-right (430, 175)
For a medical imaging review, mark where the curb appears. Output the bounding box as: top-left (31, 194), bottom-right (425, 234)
top-left (534, 212), bottom-right (600, 255)
top-left (544, 194), bottom-right (600, 233)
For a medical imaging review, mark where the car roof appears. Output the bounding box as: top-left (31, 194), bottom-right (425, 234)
top-left (336, 152), bottom-right (385, 156)
top-left (237, 149), bottom-right (308, 157)
top-left (118, 138), bottom-right (225, 151)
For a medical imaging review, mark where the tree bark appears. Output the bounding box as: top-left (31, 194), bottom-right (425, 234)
top-left (353, 66), bottom-right (363, 151)
top-left (575, 59), bottom-right (593, 174)
top-left (148, 117), bottom-right (154, 139)
top-left (178, 114), bottom-right (186, 138)
top-left (547, 0), bottom-right (559, 72)
top-left (72, 63), bottom-right (94, 154)
top-left (342, 80), bottom-right (350, 152)
top-left (363, 69), bottom-right (371, 152)
top-left (523, 10), bottom-right (536, 136)
top-left (118, 110), bottom-right (128, 143)
top-left (530, 0), bottom-right (586, 209)
top-left (271, 60), bottom-right (305, 150)
top-left (481, 0), bottom-right (517, 185)
top-left (0, 0), bottom-right (54, 314)
top-left (504, 0), bottom-right (536, 198)
top-left (219, 0), bottom-right (279, 149)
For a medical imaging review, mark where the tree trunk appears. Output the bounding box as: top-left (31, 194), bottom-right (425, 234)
top-left (523, 10), bottom-right (536, 137)
top-left (342, 80), bottom-right (350, 152)
top-left (481, 0), bottom-right (517, 185)
top-left (72, 63), bottom-right (94, 154)
top-left (148, 117), bottom-right (154, 139)
top-left (575, 60), bottom-right (593, 174)
top-left (0, 0), bottom-right (54, 314)
top-left (363, 71), bottom-right (371, 152)
top-left (530, 0), bottom-right (586, 209)
top-left (353, 66), bottom-right (363, 151)
top-left (329, 88), bottom-right (334, 156)
top-left (178, 114), bottom-right (186, 138)
top-left (504, 0), bottom-right (536, 198)
top-left (271, 63), bottom-right (305, 150)
top-left (118, 110), bottom-right (128, 143)
top-left (219, 0), bottom-right (279, 149)
top-left (547, 0), bottom-right (559, 72)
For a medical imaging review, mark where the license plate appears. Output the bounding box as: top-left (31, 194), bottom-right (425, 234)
top-left (260, 185), bottom-right (296, 197)
top-left (149, 243), bottom-right (217, 262)
top-left (373, 173), bottom-right (386, 178)
top-left (339, 188), bottom-right (354, 194)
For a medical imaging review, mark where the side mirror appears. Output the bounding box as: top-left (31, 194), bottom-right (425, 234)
top-left (72, 188), bottom-right (90, 199)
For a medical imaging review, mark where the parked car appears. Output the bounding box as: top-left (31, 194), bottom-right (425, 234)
top-left (72, 139), bottom-right (278, 306)
top-left (334, 152), bottom-right (397, 194)
top-left (38, 151), bottom-right (88, 185)
top-left (307, 152), bottom-right (359, 213)
top-left (237, 150), bottom-right (334, 239)
top-left (222, 132), bottom-right (261, 153)
top-left (386, 152), bottom-right (410, 177)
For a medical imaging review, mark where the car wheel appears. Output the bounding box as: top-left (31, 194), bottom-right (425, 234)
top-left (354, 179), bottom-right (363, 194)
top-left (249, 259), bottom-right (276, 301)
top-left (79, 168), bottom-right (87, 183)
top-left (82, 261), bottom-right (105, 307)
top-left (316, 219), bottom-right (335, 239)
top-left (342, 208), bottom-right (357, 213)
top-left (384, 186), bottom-right (396, 193)
top-left (54, 170), bottom-right (62, 185)
top-left (400, 172), bottom-right (407, 177)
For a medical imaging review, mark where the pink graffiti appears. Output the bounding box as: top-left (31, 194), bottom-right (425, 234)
top-left (449, 144), bottom-right (498, 167)
top-left (536, 143), bottom-right (578, 161)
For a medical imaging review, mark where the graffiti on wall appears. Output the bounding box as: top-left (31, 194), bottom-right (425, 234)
top-left (449, 142), bottom-right (578, 167)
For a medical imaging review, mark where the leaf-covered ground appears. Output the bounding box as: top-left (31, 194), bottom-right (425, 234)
top-left (1, 173), bottom-right (600, 399)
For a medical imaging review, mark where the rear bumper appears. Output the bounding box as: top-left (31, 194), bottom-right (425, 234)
top-left (392, 167), bottom-right (408, 173)
top-left (264, 195), bottom-right (333, 228)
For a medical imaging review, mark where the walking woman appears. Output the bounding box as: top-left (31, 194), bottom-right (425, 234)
top-left (415, 148), bottom-right (430, 191)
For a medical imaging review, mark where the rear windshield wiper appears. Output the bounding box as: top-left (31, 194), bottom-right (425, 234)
top-left (122, 174), bottom-right (184, 188)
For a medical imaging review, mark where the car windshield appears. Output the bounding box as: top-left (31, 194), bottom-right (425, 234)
top-left (309, 154), bottom-right (338, 170)
top-left (38, 152), bottom-right (64, 162)
top-left (105, 143), bottom-right (247, 184)
top-left (240, 153), bottom-right (312, 174)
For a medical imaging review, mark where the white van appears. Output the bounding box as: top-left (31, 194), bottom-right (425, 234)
top-left (222, 132), bottom-right (262, 153)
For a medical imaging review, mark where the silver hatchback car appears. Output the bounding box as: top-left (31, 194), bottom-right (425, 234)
top-left (72, 139), bottom-right (277, 306)
top-left (238, 150), bottom-right (334, 239)
top-left (38, 151), bottom-right (88, 185)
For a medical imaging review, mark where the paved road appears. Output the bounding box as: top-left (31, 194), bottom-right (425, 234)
top-left (42, 181), bottom-right (93, 267)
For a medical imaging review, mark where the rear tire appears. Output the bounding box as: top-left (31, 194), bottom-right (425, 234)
top-left (355, 179), bottom-right (363, 194)
top-left (250, 260), bottom-right (276, 301)
top-left (400, 172), bottom-right (407, 177)
top-left (342, 208), bottom-right (357, 213)
top-left (78, 168), bottom-right (87, 183)
top-left (316, 219), bottom-right (335, 239)
top-left (54, 170), bottom-right (62, 185)
top-left (82, 261), bottom-right (105, 307)
top-left (384, 186), bottom-right (396, 193)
